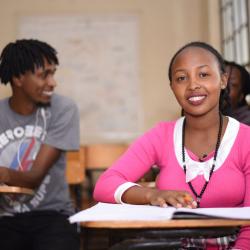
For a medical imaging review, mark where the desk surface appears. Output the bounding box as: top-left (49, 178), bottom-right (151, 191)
top-left (81, 219), bottom-right (250, 229)
top-left (0, 185), bottom-right (34, 195)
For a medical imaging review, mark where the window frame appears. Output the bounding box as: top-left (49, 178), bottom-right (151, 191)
top-left (220, 0), bottom-right (250, 67)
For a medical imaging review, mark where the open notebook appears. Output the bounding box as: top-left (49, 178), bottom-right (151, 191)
top-left (69, 202), bottom-right (250, 223)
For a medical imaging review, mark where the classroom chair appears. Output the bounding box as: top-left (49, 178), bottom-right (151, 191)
top-left (66, 146), bottom-right (86, 210)
top-left (85, 143), bottom-right (128, 197)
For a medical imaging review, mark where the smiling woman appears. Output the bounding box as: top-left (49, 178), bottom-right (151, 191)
top-left (93, 41), bottom-right (250, 249)
top-left (170, 47), bottom-right (226, 117)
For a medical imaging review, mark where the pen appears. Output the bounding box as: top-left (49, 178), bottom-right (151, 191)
top-left (184, 194), bottom-right (192, 203)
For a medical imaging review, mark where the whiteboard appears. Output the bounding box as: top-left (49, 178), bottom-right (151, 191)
top-left (18, 15), bottom-right (140, 143)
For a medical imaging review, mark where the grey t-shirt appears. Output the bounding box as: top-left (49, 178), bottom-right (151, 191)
top-left (0, 94), bottom-right (80, 216)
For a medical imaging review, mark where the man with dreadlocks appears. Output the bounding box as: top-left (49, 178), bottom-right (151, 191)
top-left (0, 39), bottom-right (80, 250)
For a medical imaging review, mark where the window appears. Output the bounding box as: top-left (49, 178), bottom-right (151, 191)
top-left (220, 0), bottom-right (250, 66)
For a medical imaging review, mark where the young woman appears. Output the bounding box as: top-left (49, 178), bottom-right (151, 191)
top-left (94, 42), bottom-right (250, 249)
top-left (223, 60), bottom-right (250, 125)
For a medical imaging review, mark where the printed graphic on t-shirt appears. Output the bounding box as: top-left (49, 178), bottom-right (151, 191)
top-left (0, 125), bottom-right (51, 213)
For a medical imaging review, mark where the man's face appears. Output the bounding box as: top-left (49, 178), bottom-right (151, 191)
top-left (17, 59), bottom-right (57, 105)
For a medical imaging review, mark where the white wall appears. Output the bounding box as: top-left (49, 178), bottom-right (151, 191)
top-left (0, 0), bottom-right (221, 140)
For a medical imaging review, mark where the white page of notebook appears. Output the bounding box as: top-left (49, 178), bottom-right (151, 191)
top-left (177, 206), bottom-right (250, 220)
top-left (69, 203), bottom-right (250, 223)
top-left (69, 203), bottom-right (175, 223)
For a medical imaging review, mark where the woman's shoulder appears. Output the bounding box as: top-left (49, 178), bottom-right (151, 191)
top-left (239, 120), bottom-right (250, 131)
top-left (232, 117), bottom-right (250, 141)
top-left (143, 119), bottom-right (180, 141)
top-left (151, 119), bottom-right (178, 132)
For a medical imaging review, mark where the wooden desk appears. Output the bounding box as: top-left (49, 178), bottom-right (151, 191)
top-left (0, 185), bottom-right (34, 195)
top-left (81, 219), bottom-right (250, 229)
top-left (81, 219), bottom-right (250, 250)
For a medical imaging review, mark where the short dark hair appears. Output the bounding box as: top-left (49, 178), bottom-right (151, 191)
top-left (167, 41), bottom-right (228, 112)
top-left (0, 39), bottom-right (59, 85)
top-left (225, 60), bottom-right (250, 107)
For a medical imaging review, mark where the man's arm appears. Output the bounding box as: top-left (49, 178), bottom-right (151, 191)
top-left (0, 144), bottom-right (61, 189)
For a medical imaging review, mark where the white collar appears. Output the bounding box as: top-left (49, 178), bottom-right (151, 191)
top-left (174, 116), bottom-right (240, 182)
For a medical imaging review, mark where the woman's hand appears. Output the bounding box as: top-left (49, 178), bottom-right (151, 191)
top-left (145, 189), bottom-right (197, 208)
top-left (122, 186), bottom-right (197, 208)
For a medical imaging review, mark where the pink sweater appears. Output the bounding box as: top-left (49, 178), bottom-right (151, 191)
top-left (94, 118), bottom-right (250, 249)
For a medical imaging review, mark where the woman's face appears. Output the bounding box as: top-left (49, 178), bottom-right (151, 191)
top-left (226, 66), bottom-right (243, 109)
top-left (170, 46), bottom-right (227, 117)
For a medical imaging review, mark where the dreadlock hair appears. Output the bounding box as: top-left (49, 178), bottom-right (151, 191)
top-left (224, 60), bottom-right (250, 107)
top-left (167, 41), bottom-right (229, 113)
top-left (0, 39), bottom-right (59, 85)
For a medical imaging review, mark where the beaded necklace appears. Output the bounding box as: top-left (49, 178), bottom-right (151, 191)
top-left (181, 113), bottom-right (223, 207)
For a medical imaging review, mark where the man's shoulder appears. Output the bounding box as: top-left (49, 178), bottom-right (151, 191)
top-left (0, 98), bottom-right (9, 113)
top-left (0, 97), bottom-right (8, 106)
top-left (51, 94), bottom-right (77, 110)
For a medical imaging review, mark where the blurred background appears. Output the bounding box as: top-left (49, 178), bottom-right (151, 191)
top-left (0, 0), bottom-right (232, 145)
top-left (1, 1), bottom-right (249, 248)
